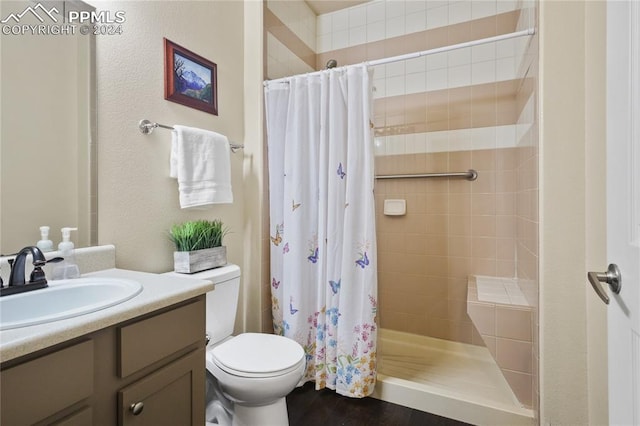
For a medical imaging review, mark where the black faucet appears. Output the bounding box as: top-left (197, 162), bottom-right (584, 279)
top-left (1, 246), bottom-right (54, 296)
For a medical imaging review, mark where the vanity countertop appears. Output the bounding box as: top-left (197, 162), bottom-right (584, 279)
top-left (0, 268), bottom-right (213, 363)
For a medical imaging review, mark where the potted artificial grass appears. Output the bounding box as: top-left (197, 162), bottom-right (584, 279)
top-left (170, 219), bottom-right (229, 273)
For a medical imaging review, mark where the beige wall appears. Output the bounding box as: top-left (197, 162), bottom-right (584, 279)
top-left (97, 0), bottom-right (244, 271)
top-left (584, 2), bottom-right (608, 424)
top-left (97, 1), bottom-right (262, 333)
top-left (1, 0), bottom-right (92, 254)
top-left (539, 0), bottom-right (607, 424)
top-left (242, 0), bottom-right (266, 333)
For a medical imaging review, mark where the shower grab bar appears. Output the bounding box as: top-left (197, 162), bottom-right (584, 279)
top-left (138, 119), bottom-right (244, 153)
top-left (375, 169), bottom-right (478, 181)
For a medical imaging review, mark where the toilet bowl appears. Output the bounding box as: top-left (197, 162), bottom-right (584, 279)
top-left (164, 265), bottom-right (305, 426)
top-left (207, 333), bottom-right (305, 425)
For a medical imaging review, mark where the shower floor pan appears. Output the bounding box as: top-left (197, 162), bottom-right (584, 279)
top-left (372, 329), bottom-right (534, 426)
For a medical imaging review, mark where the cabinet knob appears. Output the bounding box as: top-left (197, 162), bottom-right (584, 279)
top-left (129, 401), bottom-right (144, 416)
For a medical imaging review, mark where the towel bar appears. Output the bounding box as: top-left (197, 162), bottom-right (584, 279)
top-left (139, 119), bottom-right (244, 153)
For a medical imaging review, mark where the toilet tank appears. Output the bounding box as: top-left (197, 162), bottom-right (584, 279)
top-left (165, 264), bottom-right (241, 346)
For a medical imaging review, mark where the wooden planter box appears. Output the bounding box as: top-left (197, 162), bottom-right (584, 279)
top-left (173, 246), bottom-right (227, 274)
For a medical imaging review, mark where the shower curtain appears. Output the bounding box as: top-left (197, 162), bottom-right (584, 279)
top-left (265, 65), bottom-right (378, 398)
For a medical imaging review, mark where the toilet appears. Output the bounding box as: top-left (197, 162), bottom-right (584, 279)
top-left (165, 264), bottom-right (305, 426)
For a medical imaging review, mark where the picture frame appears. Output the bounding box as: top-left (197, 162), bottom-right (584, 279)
top-left (164, 38), bottom-right (218, 115)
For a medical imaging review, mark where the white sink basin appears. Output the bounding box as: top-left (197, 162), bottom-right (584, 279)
top-left (0, 277), bottom-right (143, 330)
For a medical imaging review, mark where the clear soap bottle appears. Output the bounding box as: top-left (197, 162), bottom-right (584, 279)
top-left (52, 227), bottom-right (80, 280)
top-left (36, 226), bottom-right (54, 252)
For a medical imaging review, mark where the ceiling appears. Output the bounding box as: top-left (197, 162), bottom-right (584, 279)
top-left (305, 0), bottom-right (371, 15)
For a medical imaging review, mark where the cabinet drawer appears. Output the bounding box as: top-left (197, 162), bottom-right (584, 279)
top-left (1, 340), bottom-right (93, 425)
top-left (118, 297), bottom-right (205, 378)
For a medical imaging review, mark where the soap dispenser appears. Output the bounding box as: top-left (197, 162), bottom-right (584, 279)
top-left (52, 227), bottom-right (80, 280)
top-left (36, 226), bottom-right (54, 252)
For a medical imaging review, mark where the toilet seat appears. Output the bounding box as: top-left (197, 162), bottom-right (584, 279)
top-left (210, 333), bottom-right (305, 378)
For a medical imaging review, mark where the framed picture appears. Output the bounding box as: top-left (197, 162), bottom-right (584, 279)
top-left (164, 38), bottom-right (218, 115)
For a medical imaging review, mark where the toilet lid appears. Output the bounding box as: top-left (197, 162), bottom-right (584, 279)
top-left (211, 333), bottom-right (305, 376)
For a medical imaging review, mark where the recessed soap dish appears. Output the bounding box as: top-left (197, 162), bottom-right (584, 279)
top-left (383, 199), bottom-right (406, 216)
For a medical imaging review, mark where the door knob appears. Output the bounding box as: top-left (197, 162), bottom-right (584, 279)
top-left (587, 263), bottom-right (622, 304)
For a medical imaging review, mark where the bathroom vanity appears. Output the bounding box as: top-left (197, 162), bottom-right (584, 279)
top-left (0, 268), bottom-right (213, 425)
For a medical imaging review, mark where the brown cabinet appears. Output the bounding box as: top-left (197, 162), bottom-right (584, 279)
top-left (0, 296), bottom-right (206, 426)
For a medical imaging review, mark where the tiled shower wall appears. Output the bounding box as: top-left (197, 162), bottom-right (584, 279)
top-left (263, 0), bottom-right (537, 370)
top-left (263, 0), bottom-right (539, 412)
top-left (515, 3), bottom-right (539, 414)
top-left (265, 1), bottom-right (316, 80)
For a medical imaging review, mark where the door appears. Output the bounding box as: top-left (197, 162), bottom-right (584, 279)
top-left (606, 1), bottom-right (640, 424)
top-left (118, 348), bottom-right (205, 425)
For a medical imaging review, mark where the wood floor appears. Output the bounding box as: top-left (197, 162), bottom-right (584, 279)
top-left (286, 382), bottom-right (470, 426)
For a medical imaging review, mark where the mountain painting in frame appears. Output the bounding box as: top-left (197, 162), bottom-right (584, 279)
top-left (164, 38), bottom-right (218, 115)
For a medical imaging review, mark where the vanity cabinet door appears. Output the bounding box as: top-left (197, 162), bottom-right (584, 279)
top-left (118, 347), bottom-right (205, 426)
top-left (49, 406), bottom-right (93, 426)
top-left (0, 340), bottom-right (93, 425)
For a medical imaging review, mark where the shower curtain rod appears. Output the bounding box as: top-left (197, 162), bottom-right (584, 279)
top-left (263, 27), bottom-right (535, 86)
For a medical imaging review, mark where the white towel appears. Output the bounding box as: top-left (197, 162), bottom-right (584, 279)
top-left (171, 125), bottom-right (233, 208)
